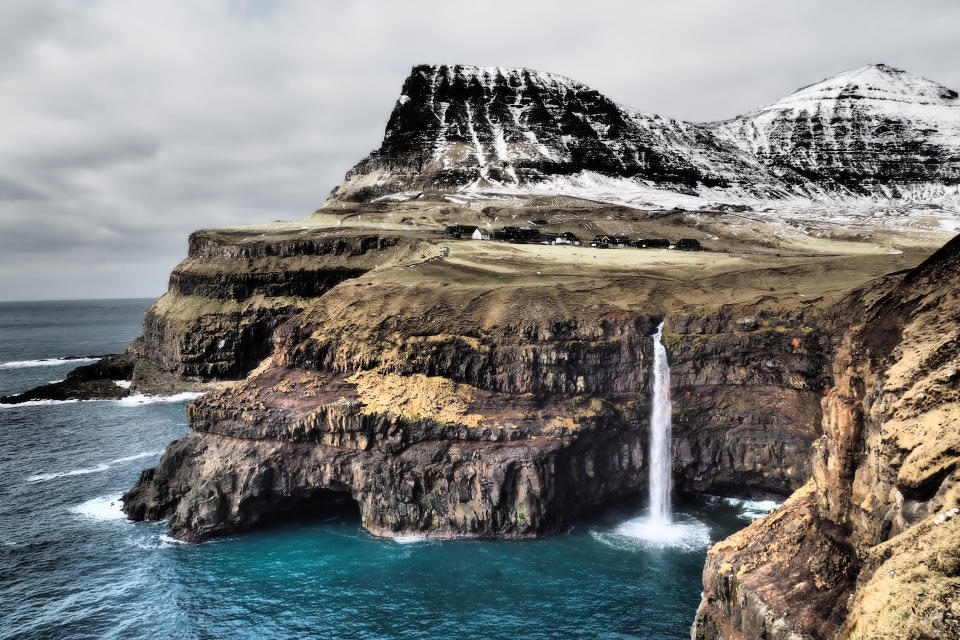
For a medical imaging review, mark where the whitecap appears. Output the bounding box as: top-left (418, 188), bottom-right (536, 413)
top-left (0, 399), bottom-right (81, 408)
top-left (27, 463), bottom-right (111, 483)
top-left (1, 392), bottom-right (203, 409)
top-left (113, 380), bottom-right (132, 389)
top-left (114, 391), bottom-right (205, 406)
top-left (158, 535), bottom-right (189, 546)
top-left (27, 450), bottom-right (162, 483)
top-left (592, 515), bottom-right (711, 552)
top-left (109, 450), bottom-right (163, 464)
top-left (0, 357), bottom-right (98, 369)
top-left (393, 535), bottom-right (428, 544)
top-left (70, 494), bottom-right (126, 521)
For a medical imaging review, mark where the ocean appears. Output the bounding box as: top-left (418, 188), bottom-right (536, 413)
top-left (0, 299), bottom-right (769, 640)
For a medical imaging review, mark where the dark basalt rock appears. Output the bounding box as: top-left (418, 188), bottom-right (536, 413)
top-left (332, 63), bottom-right (960, 203)
top-left (331, 64), bottom-right (776, 202)
top-left (1, 353), bottom-right (134, 403)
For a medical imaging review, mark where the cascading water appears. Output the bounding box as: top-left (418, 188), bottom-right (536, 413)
top-left (604, 320), bottom-right (710, 550)
top-left (648, 321), bottom-right (672, 524)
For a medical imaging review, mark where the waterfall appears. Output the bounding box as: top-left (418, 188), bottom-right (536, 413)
top-left (649, 321), bottom-right (672, 524)
top-left (603, 320), bottom-right (710, 549)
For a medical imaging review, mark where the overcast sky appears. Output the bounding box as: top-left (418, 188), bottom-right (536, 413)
top-left (1, 0), bottom-right (958, 301)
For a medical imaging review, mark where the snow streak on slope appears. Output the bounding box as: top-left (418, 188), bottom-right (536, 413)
top-left (329, 64), bottom-right (960, 221)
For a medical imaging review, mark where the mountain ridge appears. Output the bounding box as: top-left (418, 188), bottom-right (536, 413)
top-left (328, 63), bottom-right (960, 213)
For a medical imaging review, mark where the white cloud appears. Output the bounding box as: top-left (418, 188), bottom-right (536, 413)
top-left (0, 0), bottom-right (957, 299)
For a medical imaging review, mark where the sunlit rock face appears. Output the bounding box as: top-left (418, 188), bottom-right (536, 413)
top-left (693, 236), bottom-right (960, 640)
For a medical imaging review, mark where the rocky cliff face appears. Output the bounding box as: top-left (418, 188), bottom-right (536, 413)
top-left (331, 64), bottom-right (772, 202)
top-left (693, 235), bottom-right (960, 640)
top-left (127, 226), bottom-right (437, 390)
top-left (124, 242), bottom-right (839, 542)
top-left (108, 59), bottom-right (959, 637)
top-left (331, 64), bottom-right (960, 208)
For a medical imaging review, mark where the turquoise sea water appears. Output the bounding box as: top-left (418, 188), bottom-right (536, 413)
top-left (0, 300), bottom-right (770, 639)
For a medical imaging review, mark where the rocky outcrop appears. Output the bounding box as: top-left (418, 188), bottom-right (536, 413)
top-left (128, 227), bottom-right (437, 389)
top-left (123, 364), bottom-right (647, 541)
top-left (693, 235), bottom-right (960, 639)
top-left (0, 353), bottom-right (134, 403)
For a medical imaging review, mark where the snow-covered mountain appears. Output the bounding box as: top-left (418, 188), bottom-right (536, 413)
top-left (712, 64), bottom-right (960, 198)
top-left (328, 63), bottom-right (960, 211)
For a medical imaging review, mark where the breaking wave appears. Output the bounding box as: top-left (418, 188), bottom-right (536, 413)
top-left (27, 450), bottom-right (163, 483)
top-left (70, 494), bottom-right (126, 521)
top-left (0, 357), bottom-right (98, 369)
top-left (114, 392), bottom-right (205, 406)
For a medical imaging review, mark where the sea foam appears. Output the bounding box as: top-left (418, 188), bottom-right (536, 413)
top-left (27, 450), bottom-right (163, 483)
top-left (27, 464), bottom-right (111, 483)
top-left (0, 357), bottom-right (98, 369)
top-left (1, 392), bottom-right (204, 410)
top-left (70, 494), bottom-right (126, 521)
top-left (721, 497), bottom-right (782, 520)
top-left (115, 392), bottom-right (205, 406)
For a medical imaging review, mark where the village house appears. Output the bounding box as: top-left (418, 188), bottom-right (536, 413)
top-left (554, 232), bottom-right (581, 246)
top-left (493, 226), bottom-right (541, 243)
top-left (471, 228), bottom-right (491, 241)
top-left (591, 234), bottom-right (629, 248)
top-left (633, 238), bottom-right (671, 249)
top-left (676, 238), bottom-right (703, 251)
top-left (538, 232), bottom-right (560, 245)
top-left (444, 224), bottom-right (478, 239)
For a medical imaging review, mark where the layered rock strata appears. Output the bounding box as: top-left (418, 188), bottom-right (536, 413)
top-left (124, 250), bottom-right (838, 541)
top-left (693, 235), bottom-right (960, 639)
top-left (332, 64), bottom-right (960, 205)
top-left (127, 227), bottom-right (436, 390)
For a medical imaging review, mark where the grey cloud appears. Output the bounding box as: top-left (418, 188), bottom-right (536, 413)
top-left (0, 0), bottom-right (957, 300)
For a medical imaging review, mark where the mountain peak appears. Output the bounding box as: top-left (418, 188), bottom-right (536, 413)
top-left (763, 63), bottom-right (959, 112)
top-left (329, 62), bottom-right (960, 207)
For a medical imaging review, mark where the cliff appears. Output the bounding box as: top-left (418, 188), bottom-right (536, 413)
top-left (693, 235), bottom-right (960, 639)
top-left (121, 215), bottom-right (923, 542)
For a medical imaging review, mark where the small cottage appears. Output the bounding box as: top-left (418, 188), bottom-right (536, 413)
top-left (444, 225), bottom-right (478, 239)
top-left (676, 238), bottom-right (703, 251)
top-left (554, 232), bottom-right (581, 246)
top-left (633, 238), bottom-right (670, 249)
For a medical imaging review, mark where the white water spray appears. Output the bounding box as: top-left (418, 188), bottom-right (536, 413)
top-left (598, 321), bottom-right (710, 550)
top-left (649, 321), bottom-right (672, 524)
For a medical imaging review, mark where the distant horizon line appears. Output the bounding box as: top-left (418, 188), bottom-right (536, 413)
top-left (0, 296), bottom-right (159, 304)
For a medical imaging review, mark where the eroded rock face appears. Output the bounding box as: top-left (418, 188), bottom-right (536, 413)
top-left (129, 228), bottom-right (436, 386)
top-left (124, 271), bottom-right (831, 542)
top-left (669, 309), bottom-right (831, 494)
top-left (693, 236), bottom-right (960, 640)
top-left (124, 366), bottom-right (647, 541)
top-left (331, 63), bottom-right (960, 204)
